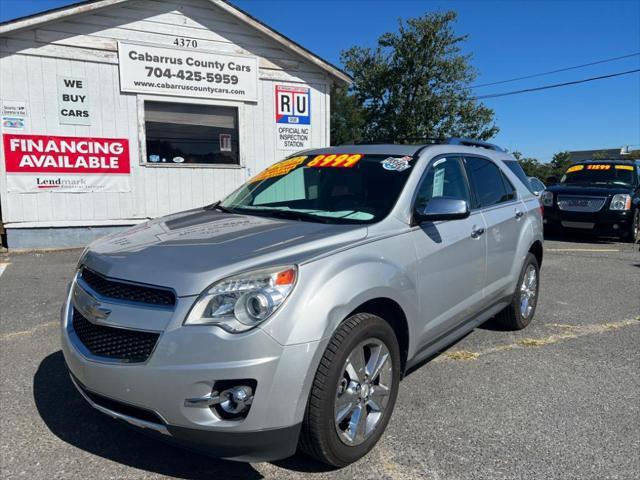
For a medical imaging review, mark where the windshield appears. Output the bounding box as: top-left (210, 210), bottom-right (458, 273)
top-left (219, 153), bottom-right (417, 224)
top-left (561, 164), bottom-right (636, 186)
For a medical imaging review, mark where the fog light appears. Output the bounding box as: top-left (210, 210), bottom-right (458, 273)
top-left (184, 380), bottom-right (256, 420)
top-left (219, 385), bottom-right (254, 414)
top-left (613, 224), bottom-right (619, 230)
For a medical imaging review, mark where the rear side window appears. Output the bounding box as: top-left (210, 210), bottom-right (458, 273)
top-left (465, 157), bottom-right (515, 208)
top-left (504, 160), bottom-right (534, 193)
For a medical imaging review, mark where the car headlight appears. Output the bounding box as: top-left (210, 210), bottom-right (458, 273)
top-left (184, 265), bottom-right (297, 332)
top-left (610, 194), bottom-right (631, 211)
top-left (541, 191), bottom-right (554, 207)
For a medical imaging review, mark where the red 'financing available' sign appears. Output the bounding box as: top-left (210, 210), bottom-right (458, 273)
top-left (2, 134), bottom-right (131, 192)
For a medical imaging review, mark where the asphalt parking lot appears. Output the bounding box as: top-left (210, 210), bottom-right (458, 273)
top-left (1, 237), bottom-right (639, 480)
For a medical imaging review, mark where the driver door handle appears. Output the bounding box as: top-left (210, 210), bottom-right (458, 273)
top-left (471, 227), bottom-right (485, 239)
top-left (515, 210), bottom-right (524, 219)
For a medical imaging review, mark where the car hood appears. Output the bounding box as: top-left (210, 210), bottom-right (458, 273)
top-left (82, 208), bottom-right (368, 296)
top-left (546, 184), bottom-right (632, 196)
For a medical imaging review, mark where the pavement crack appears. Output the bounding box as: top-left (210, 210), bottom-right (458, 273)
top-left (0, 321), bottom-right (58, 342)
top-left (436, 318), bottom-right (639, 361)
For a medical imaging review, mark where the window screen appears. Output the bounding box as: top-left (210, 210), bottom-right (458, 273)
top-left (465, 157), bottom-right (513, 208)
top-left (144, 102), bottom-right (239, 165)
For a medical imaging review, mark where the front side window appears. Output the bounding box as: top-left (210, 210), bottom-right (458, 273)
top-left (465, 157), bottom-right (515, 208)
top-left (144, 101), bottom-right (239, 165)
top-left (221, 153), bottom-right (416, 224)
top-left (414, 157), bottom-right (470, 210)
top-left (529, 178), bottom-right (545, 192)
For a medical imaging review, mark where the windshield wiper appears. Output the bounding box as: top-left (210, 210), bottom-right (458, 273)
top-left (247, 208), bottom-right (333, 224)
top-left (205, 201), bottom-right (235, 213)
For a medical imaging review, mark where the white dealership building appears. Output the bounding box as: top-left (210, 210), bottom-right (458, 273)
top-left (0, 0), bottom-right (349, 248)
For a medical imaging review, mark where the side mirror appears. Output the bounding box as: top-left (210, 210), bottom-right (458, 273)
top-left (415, 197), bottom-right (470, 223)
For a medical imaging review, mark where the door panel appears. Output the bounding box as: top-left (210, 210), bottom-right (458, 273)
top-left (481, 202), bottom-right (524, 301)
top-left (410, 156), bottom-right (487, 348)
top-left (411, 213), bottom-right (487, 346)
top-left (463, 155), bottom-right (528, 303)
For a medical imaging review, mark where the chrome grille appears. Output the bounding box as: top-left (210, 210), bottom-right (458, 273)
top-left (80, 267), bottom-right (176, 307)
top-left (557, 196), bottom-right (606, 213)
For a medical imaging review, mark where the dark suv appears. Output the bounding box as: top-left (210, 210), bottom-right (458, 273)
top-left (542, 160), bottom-right (640, 242)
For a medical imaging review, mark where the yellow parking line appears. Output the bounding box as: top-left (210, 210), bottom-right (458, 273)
top-left (547, 248), bottom-right (619, 252)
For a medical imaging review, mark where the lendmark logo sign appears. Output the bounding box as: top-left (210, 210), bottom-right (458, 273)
top-left (3, 133), bottom-right (131, 193)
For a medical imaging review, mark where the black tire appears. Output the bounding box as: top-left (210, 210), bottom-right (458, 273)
top-left (495, 253), bottom-right (540, 330)
top-left (627, 209), bottom-right (640, 244)
top-left (299, 313), bottom-right (401, 467)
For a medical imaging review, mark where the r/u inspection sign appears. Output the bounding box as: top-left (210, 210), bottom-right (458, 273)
top-left (275, 84), bottom-right (311, 150)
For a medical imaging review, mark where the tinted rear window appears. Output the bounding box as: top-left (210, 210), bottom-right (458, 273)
top-left (465, 157), bottom-right (515, 208)
top-left (504, 160), bottom-right (534, 193)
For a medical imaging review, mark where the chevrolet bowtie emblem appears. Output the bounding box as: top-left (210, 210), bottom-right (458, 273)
top-left (72, 282), bottom-right (111, 323)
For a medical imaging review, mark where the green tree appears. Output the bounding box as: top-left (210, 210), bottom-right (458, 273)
top-left (337, 11), bottom-right (498, 143)
top-left (330, 85), bottom-right (365, 145)
top-left (511, 151), bottom-right (552, 179)
top-left (550, 151), bottom-right (572, 173)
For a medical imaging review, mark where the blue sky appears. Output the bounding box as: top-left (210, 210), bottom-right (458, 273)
top-left (1, 0), bottom-right (639, 161)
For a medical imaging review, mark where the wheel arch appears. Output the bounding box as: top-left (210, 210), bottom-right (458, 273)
top-left (528, 239), bottom-right (543, 267)
top-left (348, 297), bottom-right (410, 375)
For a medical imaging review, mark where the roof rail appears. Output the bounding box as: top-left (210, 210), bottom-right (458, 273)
top-left (446, 137), bottom-right (506, 152)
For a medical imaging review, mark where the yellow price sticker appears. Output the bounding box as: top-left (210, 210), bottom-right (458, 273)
top-left (566, 165), bottom-right (584, 173)
top-left (586, 164), bottom-right (611, 170)
top-left (249, 156), bottom-right (307, 183)
top-left (615, 164), bottom-right (634, 171)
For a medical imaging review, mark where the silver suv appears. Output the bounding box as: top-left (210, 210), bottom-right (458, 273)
top-left (61, 139), bottom-right (543, 467)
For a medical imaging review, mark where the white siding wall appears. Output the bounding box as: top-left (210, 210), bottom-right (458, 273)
top-left (0, 0), bottom-right (331, 226)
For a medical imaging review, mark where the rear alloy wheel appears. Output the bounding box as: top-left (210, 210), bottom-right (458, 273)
top-left (300, 313), bottom-right (400, 467)
top-left (495, 253), bottom-right (540, 330)
top-left (629, 209), bottom-right (640, 244)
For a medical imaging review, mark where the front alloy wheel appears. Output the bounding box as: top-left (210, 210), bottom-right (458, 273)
top-left (334, 339), bottom-right (393, 446)
top-left (300, 313), bottom-right (400, 467)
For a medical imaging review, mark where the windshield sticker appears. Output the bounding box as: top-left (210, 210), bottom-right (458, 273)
top-left (308, 154), bottom-right (363, 168)
top-left (249, 156), bottom-right (307, 183)
top-left (566, 165), bottom-right (584, 173)
top-left (615, 164), bottom-right (633, 170)
top-left (586, 164), bottom-right (610, 170)
top-left (433, 167), bottom-right (445, 197)
top-left (381, 156), bottom-right (412, 172)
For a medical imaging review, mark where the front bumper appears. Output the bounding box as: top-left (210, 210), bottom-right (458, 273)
top-left (60, 281), bottom-right (324, 462)
top-left (543, 208), bottom-right (632, 237)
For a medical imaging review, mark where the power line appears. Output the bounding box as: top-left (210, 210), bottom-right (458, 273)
top-left (476, 68), bottom-right (640, 100)
top-left (471, 52), bottom-right (640, 88)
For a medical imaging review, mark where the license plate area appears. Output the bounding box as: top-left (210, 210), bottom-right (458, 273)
top-left (561, 221), bottom-right (595, 230)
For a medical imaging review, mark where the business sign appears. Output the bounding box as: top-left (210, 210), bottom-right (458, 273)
top-left (57, 76), bottom-right (91, 125)
top-left (275, 84), bottom-right (311, 150)
top-left (1, 100), bottom-right (28, 117)
top-left (118, 42), bottom-right (258, 102)
top-left (2, 134), bottom-right (131, 193)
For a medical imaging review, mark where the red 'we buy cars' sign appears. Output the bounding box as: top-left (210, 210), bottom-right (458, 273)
top-left (2, 134), bottom-right (131, 193)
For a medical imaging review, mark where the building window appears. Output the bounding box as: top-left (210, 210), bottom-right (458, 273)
top-left (144, 101), bottom-right (239, 165)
